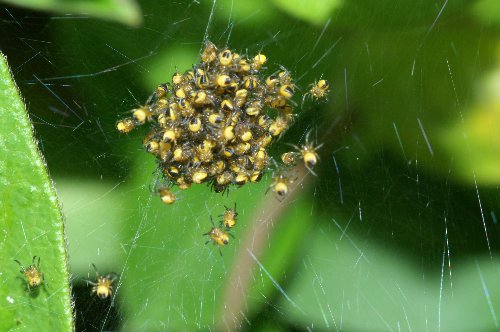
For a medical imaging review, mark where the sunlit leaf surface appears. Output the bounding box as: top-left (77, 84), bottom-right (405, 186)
top-left (0, 53), bottom-right (73, 331)
top-left (272, 0), bottom-right (342, 26)
top-left (1, 0), bottom-right (142, 26)
top-left (440, 52), bottom-right (500, 184)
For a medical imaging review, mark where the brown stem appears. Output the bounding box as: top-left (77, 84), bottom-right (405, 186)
top-left (217, 110), bottom-right (347, 331)
top-left (217, 164), bottom-right (310, 331)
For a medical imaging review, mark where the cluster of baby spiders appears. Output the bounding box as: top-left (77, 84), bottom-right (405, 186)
top-left (117, 41), bottom-right (329, 205)
top-left (203, 204), bottom-right (238, 255)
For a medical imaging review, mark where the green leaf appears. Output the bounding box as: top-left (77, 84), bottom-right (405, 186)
top-left (271, 0), bottom-right (342, 26)
top-left (56, 178), bottom-right (125, 277)
top-left (439, 55), bottom-right (500, 184)
top-left (0, 53), bottom-right (73, 330)
top-left (472, 0), bottom-right (500, 26)
top-left (142, 46), bottom-right (198, 91)
top-left (1, 0), bottom-right (142, 26)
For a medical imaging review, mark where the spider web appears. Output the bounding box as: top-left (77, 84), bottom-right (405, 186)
top-left (2, 0), bottom-right (500, 331)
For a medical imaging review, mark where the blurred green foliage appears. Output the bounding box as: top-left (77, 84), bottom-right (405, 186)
top-left (1, 0), bottom-right (142, 26)
top-left (2, 0), bottom-right (500, 330)
top-left (440, 53), bottom-right (500, 183)
top-left (282, 224), bottom-right (500, 331)
top-left (272, 0), bottom-right (341, 25)
top-left (473, 0), bottom-right (500, 26)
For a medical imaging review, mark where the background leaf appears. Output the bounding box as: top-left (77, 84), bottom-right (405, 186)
top-left (1, 0), bottom-right (142, 26)
top-left (118, 150), bottom-right (289, 329)
top-left (472, 0), bottom-right (500, 26)
top-left (281, 222), bottom-right (500, 331)
top-left (271, 0), bottom-right (342, 26)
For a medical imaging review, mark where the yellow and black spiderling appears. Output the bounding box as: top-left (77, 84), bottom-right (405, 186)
top-left (116, 118), bottom-right (135, 133)
top-left (158, 187), bottom-right (176, 204)
top-left (289, 130), bottom-right (324, 176)
top-left (267, 171), bottom-right (297, 200)
top-left (203, 216), bottom-right (233, 256)
top-left (117, 41), bottom-right (329, 203)
top-left (87, 264), bottom-right (118, 300)
top-left (309, 79), bottom-right (330, 100)
top-left (220, 203), bottom-right (238, 230)
top-left (14, 256), bottom-right (43, 290)
top-left (281, 151), bottom-right (298, 166)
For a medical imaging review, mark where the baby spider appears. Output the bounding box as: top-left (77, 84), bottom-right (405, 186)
top-left (281, 151), bottom-right (299, 167)
top-left (309, 79), bottom-right (330, 100)
top-left (87, 264), bottom-right (118, 299)
top-left (219, 203), bottom-right (238, 230)
top-left (14, 256), bottom-right (44, 290)
top-left (288, 131), bottom-right (323, 175)
top-left (158, 187), bottom-right (176, 205)
top-left (301, 78), bottom-right (330, 107)
top-left (150, 175), bottom-right (177, 204)
top-left (203, 216), bottom-right (234, 256)
top-left (266, 171), bottom-right (296, 200)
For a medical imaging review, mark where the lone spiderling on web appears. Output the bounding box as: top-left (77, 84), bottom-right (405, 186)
top-left (87, 264), bottom-right (118, 300)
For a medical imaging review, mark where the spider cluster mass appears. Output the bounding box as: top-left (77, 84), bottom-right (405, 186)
top-left (117, 41), bottom-right (328, 201)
